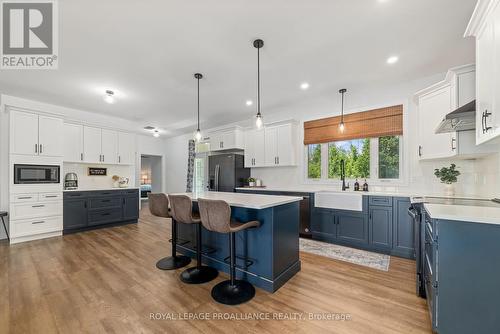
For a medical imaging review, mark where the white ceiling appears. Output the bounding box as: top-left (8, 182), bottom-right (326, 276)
top-left (0, 0), bottom-right (477, 136)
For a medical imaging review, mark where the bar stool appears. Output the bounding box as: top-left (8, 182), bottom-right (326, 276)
top-left (148, 193), bottom-right (191, 270)
top-left (198, 198), bottom-right (260, 305)
top-left (169, 195), bottom-right (218, 284)
top-left (0, 211), bottom-right (9, 242)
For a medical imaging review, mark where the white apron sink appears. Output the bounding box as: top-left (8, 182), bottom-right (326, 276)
top-left (314, 191), bottom-right (363, 211)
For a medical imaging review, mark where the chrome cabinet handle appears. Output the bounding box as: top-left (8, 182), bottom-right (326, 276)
top-left (81, 153), bottom-right (83, 161)
top-left (482, 111), bottom-right (486, 134)
top-left (418, 145), bottom-right (422, 157)
top-left (451, 137), bottom-right (456, 150)
top-left (35, 144), bottom-right (38, 153)
top-left (44, 195), bottom-right (58, 198)
top-left (32, 221), bottom-right (45, 225)
top-left (484, 110), bottom-right (492, 133)
top-left (32, 205), bottom-right (45, 208)
top-left (39, 144), bottom-right (43, 153)
top-left (18, 196), bottom-right (32, 199)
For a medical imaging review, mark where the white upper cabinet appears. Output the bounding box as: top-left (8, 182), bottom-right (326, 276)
top-left (244, 121), bottom-right (297, 168)
top-left (63, 123), bottom-right (84, 162)
top-left (466, 0), bottom-right (500, 144)
top-left (38, 116), bottom-right (64, 157)
top-left (10, 110), bottom-right (63, 157)
top-left (244, 129), bottom-right (265, 167)
top-left (118, 132), bottom-right (136, 165)
top-left (10, 111), bottom-right (39, 156)
top-left (101, 129), bottom-right (118, 164)
top-left (414, 64), bottom-right (488, 160)
top-left (83, 126), bottom-right (102, 163)
top-left (209, 127), bottom-right (244, 151)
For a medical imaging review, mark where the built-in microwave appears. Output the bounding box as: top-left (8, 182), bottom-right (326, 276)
top-left (13, 164), bottom-right (60, 184)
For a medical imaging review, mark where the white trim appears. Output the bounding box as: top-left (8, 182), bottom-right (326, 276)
top-left (464, 0), bottom-right (498, 37)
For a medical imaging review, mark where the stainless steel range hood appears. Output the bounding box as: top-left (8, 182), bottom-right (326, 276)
top-left (435, 100), bottom-right (476, 134)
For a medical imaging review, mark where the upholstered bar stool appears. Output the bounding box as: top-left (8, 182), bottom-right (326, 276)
top-left (198, 198), bottom-right (260, 305)
top-left (169, 195), bottom-right (218, 284)
top-left (148, 193), bottom-right (191, 270)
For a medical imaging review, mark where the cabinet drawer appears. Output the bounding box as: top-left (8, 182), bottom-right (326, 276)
top-left (89, 197), bottom-right (121, 209)
top-left (88, 208), bottom-right (122, 226)
top-left (64, 191), bottom-right (88, 199)
top-left (10, 201), bottom-right (62, 220)
top-left (10, 216), bottom-right (62, 238)
top-left (10, 193), bottom-right (38, 203)
top-left (369, 196), bottom-right (392, 206)
top-left (40, 192), bottom-right (62, 201)
top-left (122, 189), bottom-right (139, 196)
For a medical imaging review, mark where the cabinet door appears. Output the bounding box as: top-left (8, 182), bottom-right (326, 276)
top-left (311, 209), bottom-right (336, 237)
top-left (336, 213), bottom-right (368, 244)
top-left (418, 87), bottom-right (456, 159)
top-left (38, 115), bottom-right (64, 157)
top-left (83, 126), bottom-right (102, 163)
top-left (101, 129), bottom-right (118, 164)
top-left (254, 128), bottom-right (266, 166)
top-left (494, 3), bottom-right (500, 132)
top-left (244, 130), bottom-right (255, 167)
top-left (221, 131), bottom-right (235, 150)
top-left (476, 14), bottom-right (496, 144)
top-left (264, 127), bottom-right (278, 166)
top-left (63, 199), bottom-right (88, 230)
top-left (276, 124), bottom-right (295, 166)
top-left (369, 207), bottom-right (393, 250)
top-left (209, 132), bottom-right (223, 151)
top-left (123, 195), bottom-right (139, 220)
top-left (10, 110), bottom-right (39, 156)
top-left (118, 132), bottom-right (136, 165)
top-left (392, 198), bottom-right (415, 259)
top-left (63, 123), bottom-right (84, 162)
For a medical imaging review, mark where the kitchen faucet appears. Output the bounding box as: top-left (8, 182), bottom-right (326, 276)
top-left (340, 159), bottom-right (349, 191)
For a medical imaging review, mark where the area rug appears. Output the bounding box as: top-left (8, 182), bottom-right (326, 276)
top-left (299, 238), bottom-right (390, 271)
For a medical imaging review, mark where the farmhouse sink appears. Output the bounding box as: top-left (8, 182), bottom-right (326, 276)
top-left (314, 191), bottom-right (363, 211)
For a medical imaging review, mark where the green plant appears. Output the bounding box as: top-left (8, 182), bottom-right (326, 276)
top-left (434, 164), bottom-right (460, 184)
top-left (247, 178), bottom-right (256, 183)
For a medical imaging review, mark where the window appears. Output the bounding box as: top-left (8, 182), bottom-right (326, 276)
top-left (306, 136), bottom-right (402, 183)
top-left (328, 139), bottom-right (370, 179)
top-left (307, 144), bottom-right (321, 179)
top-left (378, 136), bottom-right (400, 179)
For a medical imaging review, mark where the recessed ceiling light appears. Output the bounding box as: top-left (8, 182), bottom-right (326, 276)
top-left (246, 100), bottom-right (253, 106)
top-left (300, 82), bottom-right (310, 90)
top-left (387, 56), bottom-right (399, 64)
top-left (153, 130), bottom-right (160, 138)
top-left (103, 90), bottom-right (115, 104)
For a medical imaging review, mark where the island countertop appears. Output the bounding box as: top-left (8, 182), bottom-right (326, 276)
top-left (173, 191), bottom-right (303, 210)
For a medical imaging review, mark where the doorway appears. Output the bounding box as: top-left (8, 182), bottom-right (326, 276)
top-left (140, 155), bottom-right (163, 201)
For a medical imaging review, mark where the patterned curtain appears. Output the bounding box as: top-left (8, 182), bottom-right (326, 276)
top-left (186, 140), bottom-right (195, 192)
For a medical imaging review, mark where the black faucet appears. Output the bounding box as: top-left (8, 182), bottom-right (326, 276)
top-left (340, 159), bottom-right (349, 191)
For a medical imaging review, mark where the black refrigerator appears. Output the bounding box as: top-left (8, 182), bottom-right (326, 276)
top-left (208, 154), bottom-right (250, 192)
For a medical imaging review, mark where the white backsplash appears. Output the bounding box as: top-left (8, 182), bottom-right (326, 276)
top-left (63, 163), bottom-right (135, 189)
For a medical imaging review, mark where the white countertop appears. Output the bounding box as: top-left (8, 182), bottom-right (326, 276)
top-left (235, 186), bottom-right (417, 197)
top-left (424, 203), bottom-right (500, 225)
top-left (63, 187), bottom-right (139, 192)
top-left (173, 191), bottom-right (302, 210)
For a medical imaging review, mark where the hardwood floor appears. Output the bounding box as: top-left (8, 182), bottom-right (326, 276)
top-left (0, 204), bottom-right (431, 334)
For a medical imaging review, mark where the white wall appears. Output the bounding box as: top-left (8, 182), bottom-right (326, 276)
top-left (163, 72), bottom-right (500, 197)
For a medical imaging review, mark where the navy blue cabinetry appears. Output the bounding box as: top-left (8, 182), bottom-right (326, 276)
top-left (392, 197), bottom-right (415, 259)
top-left (369, 206), bottom-right (393, 251)
top-left (63, 189), bottom-right (139, 233)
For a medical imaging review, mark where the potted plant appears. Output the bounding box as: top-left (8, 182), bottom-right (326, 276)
top-left (434, 163), bottom-right (460, 196)
top-left (247, 177), bottom-right (256, 187)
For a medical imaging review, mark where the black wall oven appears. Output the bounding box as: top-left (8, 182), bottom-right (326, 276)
top-left (14, 164), bottom-right (60, 184)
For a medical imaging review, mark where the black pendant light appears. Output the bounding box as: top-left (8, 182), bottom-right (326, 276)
top-left (194, 73), bottom-right (203, 141)
top-left (253, 39), bottom-right (264, 128)
top-left (339, 88), bottom-right (347, 133)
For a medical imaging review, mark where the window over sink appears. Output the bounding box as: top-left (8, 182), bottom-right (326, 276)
top-left (306, 136), bottom-right (402, 183)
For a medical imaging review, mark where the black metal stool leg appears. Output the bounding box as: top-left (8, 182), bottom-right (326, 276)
top-left (211, 232), bottom-right (255, 305)
top-left (156, 219), bottom-right (191, 270)
top-left (1, 216), bottom-right (9, 242)
top-left (180, 223), bottom-right (218, 284)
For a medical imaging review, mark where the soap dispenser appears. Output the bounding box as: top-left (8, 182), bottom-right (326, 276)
top-left (354, 179), bottom-right (360, 191)
top-left (362, 179), bottom-right (369, 192)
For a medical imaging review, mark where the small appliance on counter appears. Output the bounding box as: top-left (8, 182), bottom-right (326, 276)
top-left (64, 172), bottom-right (78, 190)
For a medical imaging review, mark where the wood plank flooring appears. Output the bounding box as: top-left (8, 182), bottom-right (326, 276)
top-left (0, 204), bottom-right (431, 334)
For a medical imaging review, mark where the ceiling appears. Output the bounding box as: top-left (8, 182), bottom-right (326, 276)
top-left (0, 0), bottom-right (477, 136)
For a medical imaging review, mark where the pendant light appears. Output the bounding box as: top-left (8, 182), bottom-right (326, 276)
top-left (339, 88), bottom-right (347, 133)
top-left (194, 73), bottom-right (203, 142)
top-left (253, 39), bottom-right (264, 128)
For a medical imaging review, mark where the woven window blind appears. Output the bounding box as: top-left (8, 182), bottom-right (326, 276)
top-left (303, 104), bottom-right (403, 145)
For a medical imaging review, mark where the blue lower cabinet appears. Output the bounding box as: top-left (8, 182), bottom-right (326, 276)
top-left (336, 212), bottom-right (368, 245)
top-left (369, 206), bottom-right (393, 251)
top-left (392, 197), bottom-right (415, 259)
top-left (311, 209), bottom-right (335, 237)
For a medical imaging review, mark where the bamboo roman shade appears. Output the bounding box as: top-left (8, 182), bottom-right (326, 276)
top-left (303, 104), bottom-right (403, 145)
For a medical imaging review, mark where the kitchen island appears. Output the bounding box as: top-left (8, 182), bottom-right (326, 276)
top-left (173, 192), bottom-right (302, 293)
